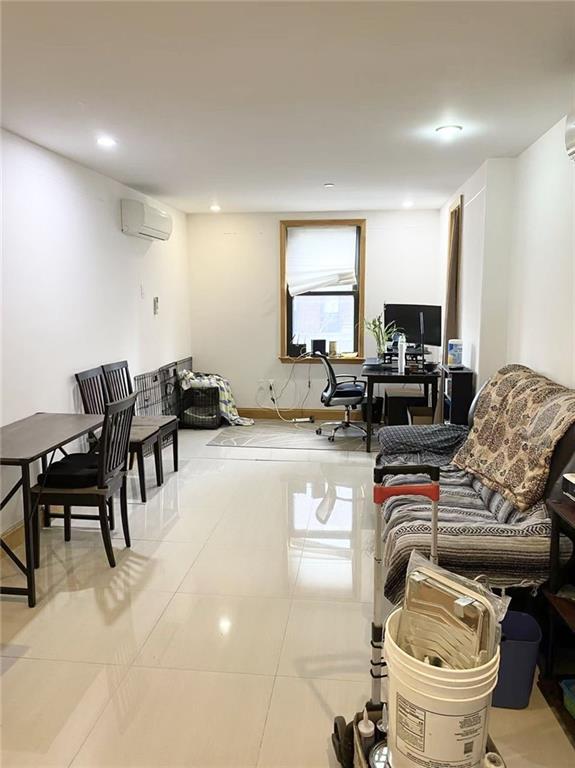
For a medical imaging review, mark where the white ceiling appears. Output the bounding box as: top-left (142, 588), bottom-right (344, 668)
top-left (2, 1), bottom-right (574, 212)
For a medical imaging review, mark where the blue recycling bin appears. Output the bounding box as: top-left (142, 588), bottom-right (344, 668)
top-left (492, 611), bottom-right (542, 709)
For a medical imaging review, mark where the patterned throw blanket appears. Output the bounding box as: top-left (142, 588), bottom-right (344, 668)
top-left (178, 371), bottom-right (254, 427)
top-left (453, 364), bottom-right (575, 511)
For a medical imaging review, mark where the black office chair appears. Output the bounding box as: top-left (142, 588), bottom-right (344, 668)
top-left (314, 352), bottom-right (368, 442)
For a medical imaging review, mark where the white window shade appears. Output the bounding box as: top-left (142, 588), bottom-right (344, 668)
top-left (286, 226), bottom-right (358, 297)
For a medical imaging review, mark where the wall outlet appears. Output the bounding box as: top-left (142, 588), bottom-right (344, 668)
top-left (153, 296), bottom-right (159, 315)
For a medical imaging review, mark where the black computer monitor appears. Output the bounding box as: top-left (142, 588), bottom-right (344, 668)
top-left (384, 304), bottom-right (442, 346)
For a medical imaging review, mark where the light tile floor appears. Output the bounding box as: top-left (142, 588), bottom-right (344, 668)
top-left (1, 426), bottom-right (574, 767)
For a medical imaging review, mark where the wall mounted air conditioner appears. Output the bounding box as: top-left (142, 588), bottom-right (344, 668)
top-left (121, 199), bottom-right (173, 241)
top-left (566, 113), bottom-right (575, 161)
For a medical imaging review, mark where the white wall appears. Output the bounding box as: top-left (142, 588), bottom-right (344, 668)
top-left (478, 160), bottom-right (516, 383)
top-left (1, 130), bottom-right (192, 532)
top-left (441, 116), bottom-right (575, 388)
top-left (506, 118), bottom-right (575, 387)
top-left (187, 209), bottom-right (442, 409)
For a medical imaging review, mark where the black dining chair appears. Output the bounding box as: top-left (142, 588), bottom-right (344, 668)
top-left (31, 395), bottom-right (136, 567)
top-left (103, 360), bottom-right (179, 480)
top-left (75, 366), bottom-right (162, 503)
top-left (314, 352), bottom-right (368, 442)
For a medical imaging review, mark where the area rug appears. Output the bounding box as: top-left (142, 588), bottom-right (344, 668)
top-left (207, 420), bottom-right (367, 451)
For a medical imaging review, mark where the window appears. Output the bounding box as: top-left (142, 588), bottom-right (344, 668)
top-left (280, 220), bottom-right (365, 361)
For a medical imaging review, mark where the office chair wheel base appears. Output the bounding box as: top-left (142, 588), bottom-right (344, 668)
top-left (316, 428), bottom-right (322, 435)
top-left (328, 435), bottom-right (335, 443)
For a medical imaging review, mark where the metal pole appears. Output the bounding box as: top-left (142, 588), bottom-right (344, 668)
top-left (430, 480), bottom-right (439, 565)
top-left (370, 499), bottom-right (384, 707)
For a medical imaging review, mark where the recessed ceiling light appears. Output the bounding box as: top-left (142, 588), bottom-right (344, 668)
top-left (96, 135), bottom-right (117, 148)
top-left (210, 204), bottom-right (221, 213)
top-left (403, 200), bottom-right (414, 209)
top-left (435, 125), bottom-right (463, 140)
top-left (324, 182), bottom-right (335, 188)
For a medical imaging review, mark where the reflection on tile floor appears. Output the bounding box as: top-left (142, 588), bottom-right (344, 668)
top-left (1, 426), bottom-right (573, 767)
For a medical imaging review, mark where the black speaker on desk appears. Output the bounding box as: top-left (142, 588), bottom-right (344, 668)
top-left (312, 339), bottom-right (326, 354)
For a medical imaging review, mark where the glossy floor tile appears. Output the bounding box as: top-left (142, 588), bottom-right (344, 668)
top-left (489, 682), bottom-right (575, 768)
top-left (71, 667), bottom-right (273, 767)
top-left (1, 587), bottom-right (172, 664)
top-left (1, 657), bottom-right (127, 767)
top-left (257, 676), bottom-right (367, 768)
top-left (278, 600), bottom-right (373, 682)
top-left (1, 425), bottom-right (573, 767)
top-left (178, 539), bottom-right (302, 597)
top-left (136, 593), bottom-right (291, 675)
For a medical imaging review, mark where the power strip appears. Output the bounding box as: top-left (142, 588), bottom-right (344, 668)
top-left (268, 382), bottom-right (314, 423)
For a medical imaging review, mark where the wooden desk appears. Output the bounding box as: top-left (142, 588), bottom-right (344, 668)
top-left (361, 367), bottom-right (440, 452)
top-left (0, 412), bottom-right (103, 606)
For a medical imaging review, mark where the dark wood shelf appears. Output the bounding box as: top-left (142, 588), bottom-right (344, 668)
top-left (544, 589), bottom-right (575, 634)
top-left (541, 494), bottom-right (575, 744)
top-left (548, 499), bottom-right (575, 529)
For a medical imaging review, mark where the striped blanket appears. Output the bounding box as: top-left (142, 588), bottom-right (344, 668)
top-left (379, 466), bottom-right (556, 603)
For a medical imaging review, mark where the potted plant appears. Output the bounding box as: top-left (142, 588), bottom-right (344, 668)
top-left (365, 315), bottom-right (400, 359)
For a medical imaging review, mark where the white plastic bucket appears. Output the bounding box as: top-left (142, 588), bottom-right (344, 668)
top-left (384, 609), bottom-right (500, 768)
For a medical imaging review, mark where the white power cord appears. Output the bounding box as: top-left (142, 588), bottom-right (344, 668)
top-left (268, 353), bottom-right (314, 423)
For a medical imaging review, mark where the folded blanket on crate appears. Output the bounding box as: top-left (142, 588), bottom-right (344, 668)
top-left (178, 371), bottom-right (254, 427)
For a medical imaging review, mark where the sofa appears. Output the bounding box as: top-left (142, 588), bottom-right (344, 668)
top-left (376, 365), bottom-right (575, 602)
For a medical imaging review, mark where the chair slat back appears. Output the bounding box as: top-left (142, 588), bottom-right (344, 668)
top-left (75, 367), bottom-right (109, 415)
top-left (98, 395), bottom-right (136, 486)
top-left (103, 361), bottom-right (133, 401)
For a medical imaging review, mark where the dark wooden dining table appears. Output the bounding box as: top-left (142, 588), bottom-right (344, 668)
top-left (0, 412), bottom-right (103, 606)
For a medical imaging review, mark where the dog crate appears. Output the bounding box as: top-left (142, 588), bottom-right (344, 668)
top-left (181, 386), bottom-right (221, 429)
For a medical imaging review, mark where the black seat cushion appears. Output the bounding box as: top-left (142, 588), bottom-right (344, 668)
top-left (38, 452), bottom-right (99, 489)
top-left (333, 382), bottom-right (365, 398)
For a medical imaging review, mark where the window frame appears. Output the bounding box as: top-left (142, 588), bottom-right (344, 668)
top-left (279, 219), bottom-right (366, 364)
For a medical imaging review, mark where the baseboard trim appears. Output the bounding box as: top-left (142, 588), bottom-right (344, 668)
top-left (1, 522), bottom-right (24, 551)
top-left (1, 508), bottom-right (64, 549)
top-left (237, 407), bottom-right (362, 422)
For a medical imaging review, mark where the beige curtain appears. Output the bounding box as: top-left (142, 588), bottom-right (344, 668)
top-left (442, 198), bottom-right (462, 363)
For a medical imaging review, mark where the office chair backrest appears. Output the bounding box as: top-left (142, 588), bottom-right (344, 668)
top-left (314, 352), bottom-right (338, 404)
top-left (75, 366), bottom-right (109, 415)
top-left (98, 394), bottom-right (136, 487)
top-left (103, 361), bottom-right (134, 401)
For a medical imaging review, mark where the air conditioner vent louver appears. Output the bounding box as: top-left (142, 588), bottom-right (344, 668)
top-left (121, 199), bottom-right (172, 241)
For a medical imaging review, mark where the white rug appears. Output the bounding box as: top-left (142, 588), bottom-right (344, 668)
top-left (207, 420), bottom-right (367, 451)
